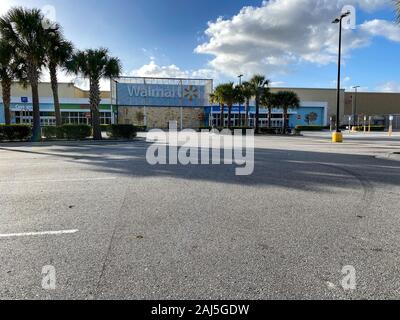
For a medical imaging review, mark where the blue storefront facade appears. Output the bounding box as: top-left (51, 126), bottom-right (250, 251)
top-left (204, 102), bottom-right (328, 128)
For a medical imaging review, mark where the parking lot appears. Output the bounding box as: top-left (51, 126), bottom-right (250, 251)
top-left (1, 132), bottom-right (400, 299)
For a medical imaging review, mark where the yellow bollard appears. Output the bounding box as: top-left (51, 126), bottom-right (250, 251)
top-left (332, 132), bottom-right (343, 143)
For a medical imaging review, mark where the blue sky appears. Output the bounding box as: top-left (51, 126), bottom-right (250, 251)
top-left (1, 0), bottom-right (400, 92)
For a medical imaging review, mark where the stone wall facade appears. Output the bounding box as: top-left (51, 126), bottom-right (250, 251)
top-left (118, 106), bottom-right (204, 129)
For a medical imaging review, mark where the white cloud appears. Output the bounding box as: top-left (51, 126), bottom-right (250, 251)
top-left (130, 59), bottom-right (217, 80)
top-left (360, 19), bottom-right (400, 42)
top-left (0, 0), bottom-right (13, 16)
top-left (195, 0), bottom-right (399, 77)
top-left (40, 68), bottom-right (111, 91)
top-left (270, 81), bottom-right (286, 87)
top-left (376, 81), bottom-right (400, 92)
top-left (131, 59), bottom-right (190, 78)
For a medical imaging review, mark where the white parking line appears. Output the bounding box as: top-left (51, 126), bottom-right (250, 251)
top-left (0, 229), bottom-right (79, 238)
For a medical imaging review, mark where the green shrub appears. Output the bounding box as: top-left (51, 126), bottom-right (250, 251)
top-left (0, 125), bottom-right (32, 141)
top-left (134, 125), bottom-right (147, 132)
top-left (259, 128), bottom-right (277, 134)
top-left (352, 125), bottom-right (385, 132)
top-left (101, 125), bottom-right (146, 134)
top-left (42, 126), bottom-right (59, 140)
top-left (294, 128), bottom-right (302, 135)
top-left (198, 126), bottom-right (212, 131)
top-left (60, 124), bottom-right (92, 140)
top-left (295, 125), bottom-right (326, 131)
top-left (107, 124), bottom-right (137, 139)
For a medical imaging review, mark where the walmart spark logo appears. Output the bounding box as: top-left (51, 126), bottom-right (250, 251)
top-left (184, 85), bottom-right (199, 101)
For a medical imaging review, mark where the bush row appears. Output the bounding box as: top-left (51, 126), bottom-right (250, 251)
top-left (295, 125), bottom-right (327, 131)
top-left (43, 124), bottom-right (145, 140)
top-left (106, 124), bottom-right (138, 139)
top-left (2, 124), bottom-right (145, 142)
top-left (42, 125), bottom-right (92, 140)
top-left (352, 125), bottom-right (386, 132)
top-left (0, 125), bottom-right (32, 141)
top-left (101, 124), bottom-right (147, 133)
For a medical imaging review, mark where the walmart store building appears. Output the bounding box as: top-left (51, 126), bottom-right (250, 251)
top-left (0, 83), bottom-right (114, 126)
top-left (1, 78), bottom-right (349, 129)
top-left (113, 77), bottom-right (338, 129)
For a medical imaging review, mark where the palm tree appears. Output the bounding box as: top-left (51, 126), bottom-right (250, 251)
top-left (240, 81), bottom-right (253, 127)
top-left (46, 26), bottom-right (73, 126)
top-left (0, 40), bottom-right (13, 125)
top-left (0, 40), bottom-right (26, 125)
top-left (273, 91), bottom-right (300, 133)
top-left (67, 48), bottom-right (121, 140)
top-left (214, 82), bottom-right (238, 129)
top-left (0, 7), bottom-right (51, 141)
top-left (211, 84), bottom-right (226, 128)
top-left (261, 91), bottom-right (274, 129)
top-left (249, 75), bottom-right (269, 133)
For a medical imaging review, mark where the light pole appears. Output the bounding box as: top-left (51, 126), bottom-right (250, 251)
top-left (352, 85), bottom-right (360, 128)
top-left (238, 74), bottom-right (243, 86)
top-left (332, 10), bottom-right (351, 143)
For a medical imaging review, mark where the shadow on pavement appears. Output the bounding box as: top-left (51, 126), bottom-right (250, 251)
top-left (1, 140), bottom-right (400, 193)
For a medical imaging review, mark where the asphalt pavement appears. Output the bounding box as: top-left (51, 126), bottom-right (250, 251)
top-left (0, 131), bottom-right (400, 299)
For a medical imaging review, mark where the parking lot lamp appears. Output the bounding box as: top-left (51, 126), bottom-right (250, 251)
top-left (332, 10), bottom-right (351, 143)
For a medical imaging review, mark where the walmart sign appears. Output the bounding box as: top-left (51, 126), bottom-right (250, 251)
top-left (116, 83), bottom-right (207, 107)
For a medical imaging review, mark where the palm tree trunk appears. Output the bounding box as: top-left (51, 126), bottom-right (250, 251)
top-left (90, 78), bottom-right (102, 140)
top-left (228, 105), bottom-right (232, 129)
top-left (49, 63), bottom-right (62, 127)
top-left (268, 106), bottom-right (272, 129)
top-left (220, 103), bottom-right (224, 128)
top-left (255, 94), bottom-right (260, 133)
top-left (283, 108), bottom-right (288, 134)
top-left (245, 100), bottom-right (249, 128)
top-left (28, 64), bottom-right (41, 142)
top-left (1, 78), bottom-right (12, 125)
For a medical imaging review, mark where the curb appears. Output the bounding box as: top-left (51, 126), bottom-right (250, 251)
top-left (0, 138), bottom-right (146, 148)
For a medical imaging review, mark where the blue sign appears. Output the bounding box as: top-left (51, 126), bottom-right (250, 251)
top-left (117, 83), bottom-right (208, 107)
top-left (21, 97), bottom-right (28, 103)
top-left (289, 107), bottom-right (325, 127)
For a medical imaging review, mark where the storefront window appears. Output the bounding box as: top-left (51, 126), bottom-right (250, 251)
top-left (12, 110), bottom-right (112, 126)
top-left (100, 112), bottom-right (112, 125)
top-left (62, 112), bottom-right (89, 124)
top-left (15, 111), bottom-right (56, 126)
